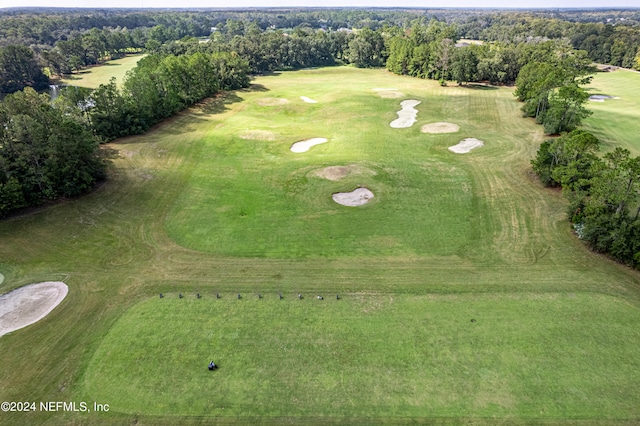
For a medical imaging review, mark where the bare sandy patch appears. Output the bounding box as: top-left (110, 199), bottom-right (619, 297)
top-left (421, 122), bottom-right (460, 134)
top-left (257, 97), bottom-right (289, 106)
top-left (239, 130), bottom-right (277, 141)
top-left (589, 94), bottom-right (619, 102)
top-left (0, 282), bottom-right (68, 337)
top-left (449, 138), bottom-right (484, 154)
top-left (390, 100), bottom-right (421, 128)
top-left (313, 164), bottom-right (377, 181)
top-left (300, 96), bottom-right (318, 103)
top-left (291, 138), bottom-right (328, 153)
top-left (332, 187), bottom-right (374, 206)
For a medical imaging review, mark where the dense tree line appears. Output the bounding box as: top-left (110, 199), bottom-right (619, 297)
top-left (0, 88), bottom-right (106, 218)
top-left (0, 46), bottom-right (251, 217)
top-left (0, 44), bottom-right (49, 93)
top-left (532, 131), bottom-right (640, 269)
top-left (78, 50), bottom-right (249, 141)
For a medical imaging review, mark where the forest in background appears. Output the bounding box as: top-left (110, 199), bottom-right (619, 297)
top-left (1, 7), bottom-right (640, 269)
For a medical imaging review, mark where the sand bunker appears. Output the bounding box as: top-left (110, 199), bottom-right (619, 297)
top-left (239, 130), bottom-right (277, 141)
top-left (390, 100), bottom-right (421, 128)
top-left (449, 138), bottom-right (484, 154)
top-left (332, 187), bottom-right (374, 206)
top-left (421, 122), bottom-right (460, 134)
top-left (290, 138), bottom-right (328, 153)
top-left (300, 96), bottom-right (318, 103)
top-left (257, 98), bottom-right (289, 106)
top-left (589, 94), bottom-right (616, 102)
top-left (0, 281), bottom-right (68, 337)
top-left (313, 164), bottom-right (376, 181)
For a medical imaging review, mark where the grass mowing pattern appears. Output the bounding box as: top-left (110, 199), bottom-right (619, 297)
top-left (87, 293), bottom-right (640, 419)
top-left (1, 67), bottom-right (640, 424)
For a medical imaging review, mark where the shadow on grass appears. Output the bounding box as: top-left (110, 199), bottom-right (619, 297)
top-left (197, 92), bottom-right (244, 115)
top-left (463, 83), bottom-right (498, 90)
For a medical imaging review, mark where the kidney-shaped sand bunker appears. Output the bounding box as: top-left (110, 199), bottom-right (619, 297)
top-left (0, 281), bottom-right (68, 337)
top-left (290, 138), bottom-right (328, 153)
top-left (332, 187), bottom-right (374, 206)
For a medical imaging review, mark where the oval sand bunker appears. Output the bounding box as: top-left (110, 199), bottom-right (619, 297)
top-left (449, 138), bottom-right (484, 154)
top-left (332, 187), bottom-right (374, 206)
top-left (300, 96), bottom-right (318, 103)
top-left (0, 281), bottom-right (68, 337)
top-left (291, 138), bottom-right (328, 153)
top-left (390, 100), bottom-right (421, 128)
top-left (421, 122), bottom-right (460, 134)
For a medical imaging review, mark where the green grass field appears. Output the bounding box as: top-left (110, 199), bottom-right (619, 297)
top-left (584, 69), bottom-right (640, 154)
top-left (58, 54), bottom-right (144, 88)
top-left (1, 66), bottom-right (640, 425)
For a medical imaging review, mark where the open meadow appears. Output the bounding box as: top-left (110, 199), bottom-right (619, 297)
top-left (58, 54), bottom-right (144, 89)
top-left (1, 66), bottom-right (640, 425)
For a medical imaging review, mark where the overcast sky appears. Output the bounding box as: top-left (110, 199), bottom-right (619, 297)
top-left (2, 0), bottom-right (639, 9)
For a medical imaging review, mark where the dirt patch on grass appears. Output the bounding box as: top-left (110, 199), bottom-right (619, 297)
top-left (421, 122), bottom-right (460, 134)
top-left (0, 282), bottom-right (68, 337)
top-left (239, 130), bottom-right (277, 141)
top-left (449, 138), bottom-right (484, 154)
top-left (257, 98), bottom-right (289, 106)
top-left (313, 164), bottom-right (377, 181)
top-left (291, 138), bottom-right (328, 153)
top-left (390, 100), bottom-right (421, 128)
top-left (332, 187), bottom-right (374, 206)
top-left (373, 88), bottom-right (404, 98)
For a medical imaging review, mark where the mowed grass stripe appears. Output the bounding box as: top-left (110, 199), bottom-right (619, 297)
top-left (86, 293), bottom-right (640, 419)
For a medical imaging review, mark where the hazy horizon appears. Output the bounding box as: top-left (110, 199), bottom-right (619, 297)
top-left (2, 1), bottom-right (640, 11)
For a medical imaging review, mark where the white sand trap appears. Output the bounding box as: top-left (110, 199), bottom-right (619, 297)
top-left (332, 187), bottom-right (374, 206)
top-left (239, 130), bottom-right (276, 141)
top-left (589, 94), bottom-right (617, 102)
top-left (0, 282), bottom-right (68, 337)
top-left (257, 97), bottom-right (289, 106)
top-left (390, 100), bottom-right (421, 128)
top-left (290, 138), bottom-right (329, 153)
top-left (300, 96), bottom-right (318, 103)
top-left (449, 138), bottom-right (484, 154)
top-left (421, 122), bottom-right (460, 134)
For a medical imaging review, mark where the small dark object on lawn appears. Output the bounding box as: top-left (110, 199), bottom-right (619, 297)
top-left (279, 293), bottom-right (283, 300)
top-left (238, 293), bottom-right (241, 299)
top-left (208, 361), bottom-right (217, 370)
top-left (216, 293), bottom-right (219, 299)
top-left (298, 294), bottom-right (303, 299)
top-left (471, 319), bottom-right (476, 323)
top-left (197, 293), bottom-right (201, 299)
top-left (159, 293), bottom-right (163, 298)
top-left (317, 295), bottom-right (323, 300)
top-left (258, 294), bottom-right (262, 299)
top-left (336, 294), bottom-right (339, 300)
top-left (179, 293), bottom-right (183, 299)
